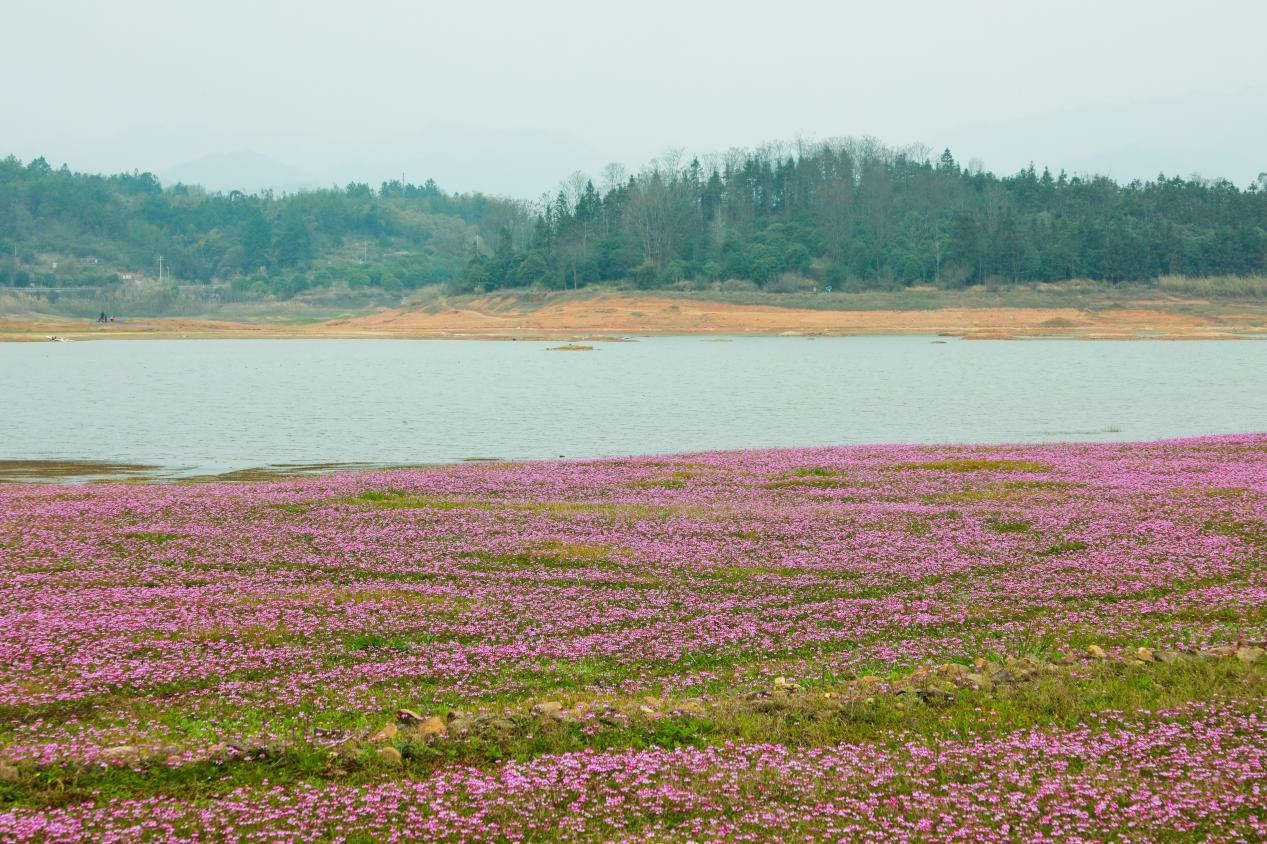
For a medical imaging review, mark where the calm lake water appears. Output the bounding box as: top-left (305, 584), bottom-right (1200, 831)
top-left (2, 336), bottom-right (1265, 477)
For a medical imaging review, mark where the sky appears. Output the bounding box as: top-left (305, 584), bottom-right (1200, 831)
top-left (3, 0), bottom-right (1266, 196)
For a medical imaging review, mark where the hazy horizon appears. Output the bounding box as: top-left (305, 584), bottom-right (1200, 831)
top-left (3, 0), bottom-right (1266, 197)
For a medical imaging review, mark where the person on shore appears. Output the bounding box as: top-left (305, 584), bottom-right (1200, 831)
top-left (98, 311), bottom-right (107, 323)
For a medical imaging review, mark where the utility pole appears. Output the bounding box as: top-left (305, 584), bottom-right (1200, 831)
top-left (157, 255), bottom-right (164, 283)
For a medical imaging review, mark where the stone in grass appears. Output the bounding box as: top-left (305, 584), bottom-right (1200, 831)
top-left (1086, 645), bottom-right (1108, 659)
top-left (417, 716), bottom-right (447, 737)
top-left (896, 688), bottom-right (924, 705)
top-left (1237, 646), bottom-right (1265, 664)
top-left (752, 698), bottom-right (791, 714)
top-left (0, 765), bottom-right (17, 783)
top-left (395, 709), bottom-right (425, 726)
top-left (773, 676), bottom-right (801, 691)
top-left (467, 714), bottom-right (519, 739)
top-left (446, 711), bottom-right (476, 733)
top-left (531, 701), bottom-right (565, 720)
top-left (370, 723), bottom-right (398, 743)
top-left (918, 682), bottom-right (957, 702)
top-left (376, 746), bottom-right (403, 766)
top-left (1006, 657), bottom-right (1042, 680)
top-left (334, 739), bottom-right (363, 760)
top-left (484, 716), bottom-right (519, 736)
top-left (102, 746), bottom-right (142, 763)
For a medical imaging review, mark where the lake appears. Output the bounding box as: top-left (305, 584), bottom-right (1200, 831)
top-left (2, 336), bottom-right (1264, 478)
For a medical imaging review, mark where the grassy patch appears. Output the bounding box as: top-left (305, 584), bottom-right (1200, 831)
top-left (923, 480), bottom-right (1074, 504)
top-left (766, 476), bottom-right (854, 490)
top-left (896, 459), bottom-right (1052, 473)
top-left (1039, 540), bottom-right (1088, 556)
top-left (459, 551), bottom-right (625, 574)
top-left (708, 565), bottom-right (810, 581)
top-left (984, 518), bottom-right (1032, 533)
top-left (349, 490), bottom-right (496, 511)
top-left (120, 531), bottom-right (183, 544)
top-left (1205, 518), bottom-right (1267, 548)
top-left (628, 478), bottom-right (688, 490)
top-left (345, 633), bottom-right (415, 652)
top-left (3, 659), bottom-right (1262, 811)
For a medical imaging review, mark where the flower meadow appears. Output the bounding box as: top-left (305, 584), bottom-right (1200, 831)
top-left (1, 436), bottom-right (1266, 841)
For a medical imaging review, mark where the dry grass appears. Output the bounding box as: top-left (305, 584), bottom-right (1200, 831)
top-left (1155, 274), bottom-right (1267, 299)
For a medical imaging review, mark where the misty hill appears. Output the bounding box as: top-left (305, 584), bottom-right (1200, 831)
top-left (2, 139), bottom-right (1266, 307)
top-left (937, 86), bottom-right (1267, 188)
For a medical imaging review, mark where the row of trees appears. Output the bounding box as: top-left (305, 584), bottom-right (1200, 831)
top-left (3, 141), bottom-right (1266, 297)
top-left (0, 155), bottom-right (529, 292)
top-left (464, 141), bottom-right (1267, 293)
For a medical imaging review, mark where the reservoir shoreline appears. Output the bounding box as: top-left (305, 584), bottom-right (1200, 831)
top-left (5, 293), bottom-right (1267, 341)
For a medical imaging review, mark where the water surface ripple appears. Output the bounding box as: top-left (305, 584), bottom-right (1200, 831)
top-left (2, 336), bottom-right (1264, 475)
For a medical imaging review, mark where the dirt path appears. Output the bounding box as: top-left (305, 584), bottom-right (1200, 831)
top-left (4, 293), bottom-right (1266, 341)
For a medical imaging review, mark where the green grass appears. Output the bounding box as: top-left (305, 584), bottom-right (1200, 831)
top-left (2, 658), bottom-right (1261, 811)
top-left (628, 478), bottom-right (688, 490)
top-left (922, 480), bottom-right (1075, 504)
top-left (655, 281), bottom-right (1171, 313)
top-left (896, 459), bottom-right (1051, 473)
top-left (985, 518), bottom-right (1032, 533)
top-left (1039, 540), bottom-right (1088, 556)
top-left (1205, 518), bottom-right (1267, 548)
top-left (348, 490), bottom-right (497, 511)
top-left (119, 531), bottom-right (183, 544)
top-left (344, 633), bottom-right (415, 652)
top-left (1155, 274), bottom-right (1267, 299)
top-left (765, 476), bottom-right (854, 490)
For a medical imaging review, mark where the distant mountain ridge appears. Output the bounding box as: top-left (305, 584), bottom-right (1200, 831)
top-left (937, 86), bottom-right (1267, 186)
top-left (161, 150), bottom-right (322, 194)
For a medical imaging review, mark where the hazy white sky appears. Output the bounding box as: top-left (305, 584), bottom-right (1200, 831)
top-left (4, 0), bottom-right (1266, 195)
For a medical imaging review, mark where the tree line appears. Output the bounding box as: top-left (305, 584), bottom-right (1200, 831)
top-left (3, 140), bottom-right (1266, 298)
top-left (0, 155), bottom-right (529, 296)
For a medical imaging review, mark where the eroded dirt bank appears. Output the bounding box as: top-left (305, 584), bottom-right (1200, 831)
top-left (4, 292), bottom-right (1266, 341)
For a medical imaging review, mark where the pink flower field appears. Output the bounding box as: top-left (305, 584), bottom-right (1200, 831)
top-left (1, 436), bottom-right (1265, 841)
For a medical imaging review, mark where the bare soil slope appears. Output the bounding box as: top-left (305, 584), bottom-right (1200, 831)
top-left (4, 292), bottom-right (1265, 341)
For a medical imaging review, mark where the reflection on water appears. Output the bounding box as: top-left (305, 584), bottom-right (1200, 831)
top-left (1, 336), bottom-right (1264, 479)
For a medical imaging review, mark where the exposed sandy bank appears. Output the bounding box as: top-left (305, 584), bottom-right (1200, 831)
top-left (3, 293), bottom-right (1266, 341)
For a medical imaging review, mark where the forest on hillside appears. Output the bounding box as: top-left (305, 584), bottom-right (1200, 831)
top-left (2, 139), bottom-right (1266, 300)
